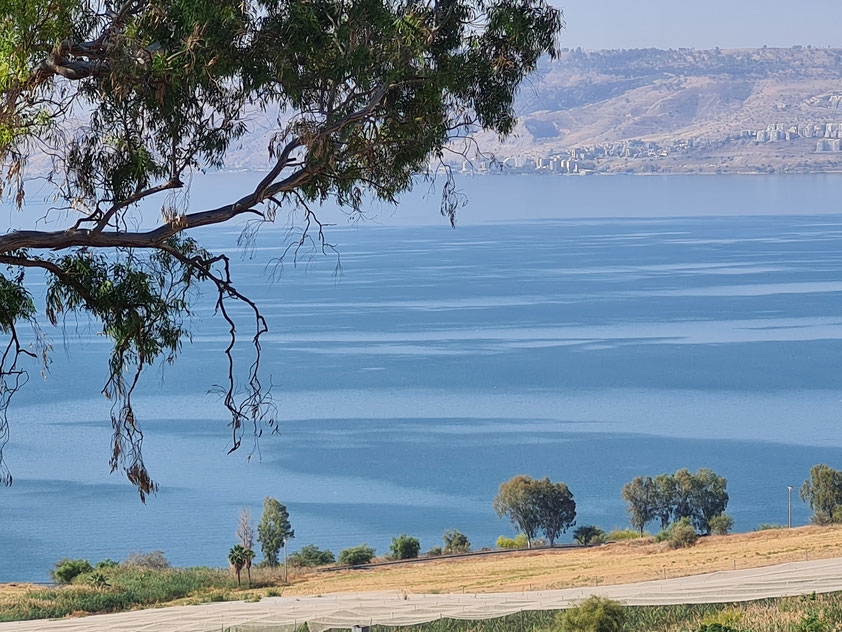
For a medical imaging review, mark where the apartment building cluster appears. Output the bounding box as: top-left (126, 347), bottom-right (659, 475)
top-left (739, 122), bottom-right (842, 151)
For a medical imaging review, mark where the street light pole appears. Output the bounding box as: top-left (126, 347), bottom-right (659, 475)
top-left (787, 485), bottom-right (793, 528)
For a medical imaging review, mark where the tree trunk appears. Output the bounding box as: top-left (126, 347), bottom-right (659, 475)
top-left (236, 568), bottom-right (241, 586)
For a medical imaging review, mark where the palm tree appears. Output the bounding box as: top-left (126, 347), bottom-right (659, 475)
top-left (228, 545), bottom-right (247, 586)
top-left (243, 548), bottom-right (255, 584)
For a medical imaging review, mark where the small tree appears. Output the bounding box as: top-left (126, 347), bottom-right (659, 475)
top-left (534, 478), bottom-right (576, 546)
top-left (708, 513), bottom-right (734, 536)
top-left (573, 526), bottom-right (606, 546)
top-left (622, 476), bottom-right (656, 535)
top-left (389, 534), bottom-right (421, 560)
top-left (801, 464), bottom-right (842, 524)
top-left (338, 544), bottom-right (376, 566)
top-left (257, 497), bottom-right (294, 566)
top-left (556, 596), bottom-right (626, 632)
top-left (124, 550), bottom-right (169, 569)
top-left (288, 545), bottom-right (336, 567)
top-left (443, 529), bottom-right (471, 554)
top-left (667, 518), bottom-right (698, 549)
top-left (237, 508), bottom-right (255, 550)
top-left (51, 559), bottom-right (93, 584)
top-left (493, 475), bottom-right (542, 547)
top-left (228, 545), bottom-right (247, 586)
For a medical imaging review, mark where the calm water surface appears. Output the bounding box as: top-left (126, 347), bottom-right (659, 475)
top-left (1, 175), bottom-right (842, 581)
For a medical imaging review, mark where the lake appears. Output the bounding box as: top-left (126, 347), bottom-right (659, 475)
top-left (1, 174), bottom-right (841, 581)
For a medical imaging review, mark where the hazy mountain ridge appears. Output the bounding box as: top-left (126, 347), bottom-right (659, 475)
top-left (467, 47), bottom-right (842, 174)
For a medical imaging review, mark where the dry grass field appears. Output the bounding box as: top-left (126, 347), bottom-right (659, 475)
top-left (282, 525), bottom-right (842, 596)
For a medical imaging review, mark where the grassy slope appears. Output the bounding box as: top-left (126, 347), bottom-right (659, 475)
top-left (2, 526), bottom-right (842, 623)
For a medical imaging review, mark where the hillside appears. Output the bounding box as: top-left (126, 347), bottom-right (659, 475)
top-left (461, 47), bottom-right (842, 174)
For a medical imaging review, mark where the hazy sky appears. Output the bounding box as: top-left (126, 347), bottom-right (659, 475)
top-left (558, 0), bottom-right (842, 50)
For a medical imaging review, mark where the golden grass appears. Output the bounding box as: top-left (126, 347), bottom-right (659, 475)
top-left (281, 525), bottom-right (842, 596)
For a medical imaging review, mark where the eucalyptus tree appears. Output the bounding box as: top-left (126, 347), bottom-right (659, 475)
top-left (0, 0), bottom-right (562, 498)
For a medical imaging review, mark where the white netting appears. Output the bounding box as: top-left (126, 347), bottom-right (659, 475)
top-left (2, 558), bottom-right (841, 632)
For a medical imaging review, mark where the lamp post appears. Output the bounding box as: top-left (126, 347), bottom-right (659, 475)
top-left (787, 485), bottom-right (793, 528)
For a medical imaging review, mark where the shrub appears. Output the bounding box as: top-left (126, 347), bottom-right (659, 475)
top-left (426, 546), bottom-right (443, 557)
top-left (756, 523), bottom-right (786, 531)
top-left (696, 625), bottom-right (740, 632)
top-left (287, 545), bottom-right (335, 567)
top-left (605, 529), bottom-right (646, 541)
top-left (668, 518), bottom-right (698, 549)
top-left (573, 526), bottom-right (606, 546)
top-left (389, 534), bottom-right (421, 560)
top-left (95, 559), bottom-right (119, 569)
top-left (51, 559), bottom-right (93, 584)
top-left (708, 513), bottom-right (734, 536)
top-left (124, 550), bottom-right (169, 570)
top-left (556, 596), bottom-right (626, 632)
top-left (496, 533), bottom-right (529, 550)
top-left (338, 544), bottom-right (375, 566)
top-left (797, 612), bottom-right (831, 632)
top-left (443, 529), bottom-right (470, 554)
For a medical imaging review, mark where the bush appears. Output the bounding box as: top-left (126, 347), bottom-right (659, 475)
top-left (389, 534), bottom-right (421, 560)
top-left (797, 612), bottom-right (831, 632)
top-left (124, 550), bottom-right (169, 570)
top-left (51, 559), bottom-right (93, 584)
top-left (426, 546), bottom-right (443, 557)
top-left (496, 534), bottom-right (529, 550)
top-left (756, 523), bottom-right (786, 531)
top-left (556, 596), bottom-right (626, 632)
top-left (338, 544), bottom-right (375, 566)
top-left (443, 529), bottom-right (470, 554)
top-left (605, 529), bottom-right (646, 541)
top-left (287, 545), bottom-right (335, 567)
top-left (573, 526), bottom-right (606, 546)
top-left (708, 513), bottom-right (734, 536)
top-left (668, 518), bottom-right (698, 549)
top-left (95, 559), bottom-right (119, 569)
top-left (696, 625), bottom-right (740, 632)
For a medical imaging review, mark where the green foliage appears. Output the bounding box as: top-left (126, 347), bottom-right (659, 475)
top-left (426, 546), bottom-right (443, 557)
top-left (624, 468), bottom-right (728, 534)
top-left (796, 612), bottom-right (831, 632)
top-left (338, 544), bottom-right (376, 566)
top-left (667, 517), bottom-right (699, 549)
top-left (801, 464), bottom-right (842, 524)
top-left (556, 596), bottom-right (626, 632)
top-left (496, 533), bottom-right (529, 550)
top-left (605, 529), bottom-right (646, 541)
top-left (573, 526), bottom-right (606, 546)
top-left (257, 497), bottom-right (294, 567)
top-left (708, 513), bottom-right (735, 536)
top-left (390, 534), bottom-right (421, 560)
top-left (51, 559), bottom-right (93, 584)
top-left (95, 559), bottom-right (119, 569)
top-left (756, 523), bottom-right (786, 531)
top-left (494, 475), bottom-right (576, 546)
top-left (228, 544), bottom-right (250, 585)
top-left (0, 0), bottom-right (561, 497)
top-left (287, 544), bottom-right (335, 567)
top-left (442, 529), bottom-right (471, 554)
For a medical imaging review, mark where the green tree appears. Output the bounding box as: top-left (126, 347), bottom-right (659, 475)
top-left (573, 526), bottom-right (606, 546)
top-left (533, 477), bottom-right (577, 546)
top-left (667, 517), bottom-right (698, 549)
top-left (556, 596), bottom-right (626, 632)
top-left (51, 559), bottom-right (93, 584)
top-left (228, 544), bottom-right (248, 586)
top-left (494, 475), bottom-right (542, 547)
top-left (708, 513), bottom-right (734, 536)
top-left (652, 474), bottom-right (677, 530)
top-left (288, 544), bottom-right (336, 567)
top-left (443, 529), bottom-right (471, 554)
top-left (257, 497), bottom-right (294, 566)
top-left (690, 468), bottom-right (729, 534)
top-left (621, 476), bottom-right (656, 535)
top-left (0, 0), bottom-right (561, 500)
top-left (800, 464), bottom-right (842, 524)
top-left (389, 534), bottom-right (421, 560)
top-left (338, 544), bottom-right (376, 566)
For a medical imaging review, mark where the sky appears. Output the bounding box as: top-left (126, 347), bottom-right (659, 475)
top-left (557, 0), bottom-right (842, 50)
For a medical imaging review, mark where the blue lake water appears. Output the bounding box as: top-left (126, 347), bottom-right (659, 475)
top-left (2, 174), bottom-right (842, 581)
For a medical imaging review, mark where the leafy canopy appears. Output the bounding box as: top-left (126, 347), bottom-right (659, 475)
top-left (0, 0), bottom-right (562, 498)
